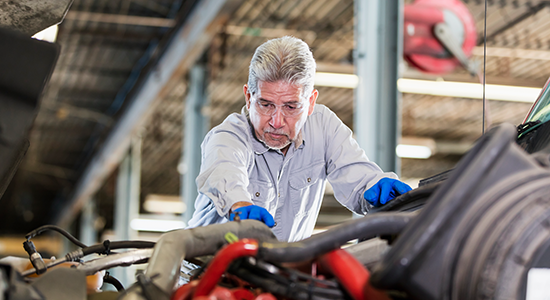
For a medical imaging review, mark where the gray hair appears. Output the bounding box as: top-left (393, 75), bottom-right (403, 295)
top-left (247, 36), bottom-right (316, 98)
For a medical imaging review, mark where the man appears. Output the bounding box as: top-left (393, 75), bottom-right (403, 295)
top-left (187, 36), bottom-right (411, 242)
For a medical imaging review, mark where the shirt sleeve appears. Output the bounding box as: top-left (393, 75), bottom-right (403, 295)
top-left (186, 193), bottom-right (228, 228)
top-left (321, 108), bottom-right (397, 215)
top-left (195, 123), bottom-right (254, 218)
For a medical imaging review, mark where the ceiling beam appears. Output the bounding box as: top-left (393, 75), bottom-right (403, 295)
top-left (58, 29), bottom-right (162, 43)
top-left (316, 60), bottom-right (548, 88)
top-left (131, 0), bottom-right (171, 16)
top-left (64, 11), bottom-right (175, 28)
top-left (224, 25), bottom-right (317, 44)
top-left (21, 162), bottom-right (76, 180)
top-left (41, 103), bottom-right (113, 125)
top-left (401, 69), bottom-right (547, 88)
top-left (56, 0), bottom-right (243, 227)
top-left (472, 46), bottom-right (550, 61)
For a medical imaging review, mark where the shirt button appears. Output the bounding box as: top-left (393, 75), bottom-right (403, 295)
top-left (278, 193), bottom-right (280, 197)
top-left (255, 192), bottom-right (260, 197)
top-left (307, 178), bottom-right (311, 182)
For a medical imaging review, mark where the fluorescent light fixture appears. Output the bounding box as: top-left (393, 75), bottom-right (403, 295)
top-left (32, 25), bottom-right (59, 43)
top-left (398, 137), bottom-right (436, 159)
top-left (130, 218), bottom-right (185, 232)
top-left (397, 78), bottom-right (540, 103)
top-left (315, 72), bottom-right (359, 89)
top-left (396, 144), bottom-right (432, 159)
top-left (144, 194), bottom-right (186, 214)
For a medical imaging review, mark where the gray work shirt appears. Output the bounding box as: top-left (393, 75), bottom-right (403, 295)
top-left (187, 104), bottom-right (397, 242)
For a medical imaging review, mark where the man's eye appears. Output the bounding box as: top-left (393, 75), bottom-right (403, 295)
top-left (259, 102), bottom-right (272, 108)
top-left (285, 104), bottom-right (297, 110)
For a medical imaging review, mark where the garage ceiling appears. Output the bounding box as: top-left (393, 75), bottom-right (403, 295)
top-left (0, 0), bottom-right (547, 236)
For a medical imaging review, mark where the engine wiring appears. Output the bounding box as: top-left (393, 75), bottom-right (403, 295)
top-left (103, 271), bottom-right (125, 291)
top-left (227, 257), bottom-right (346, 300)
top-left (25, 224), bottom-right (88, 248)
top-left (22, 224), bottom-right (156, 277)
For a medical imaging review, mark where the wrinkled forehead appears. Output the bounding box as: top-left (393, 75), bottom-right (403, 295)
top-left (254, 80), bottom-right (305, 102)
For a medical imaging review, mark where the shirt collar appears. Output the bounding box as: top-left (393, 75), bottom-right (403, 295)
top-left (294, 131), bottom-right (304, 149)
top-left (241, 106), bottom-right (306, 154)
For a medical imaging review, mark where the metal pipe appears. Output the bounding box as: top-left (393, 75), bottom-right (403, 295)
top-left (76, 249), bottom-right (153, 276)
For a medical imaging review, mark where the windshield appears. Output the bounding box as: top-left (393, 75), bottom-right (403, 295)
top-left (524, 78), bottom-right (550, 125)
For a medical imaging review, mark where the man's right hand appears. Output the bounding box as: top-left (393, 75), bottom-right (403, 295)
top-left (229, 204), bottom-right (275, 228)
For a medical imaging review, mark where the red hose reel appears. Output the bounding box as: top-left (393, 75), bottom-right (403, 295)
top-left (404, 0), bottom-right (477, 75)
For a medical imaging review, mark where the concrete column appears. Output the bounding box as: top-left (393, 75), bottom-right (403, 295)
top-left (181, 64), bottom-right (209, 224)
top-left (113, 135), bottom-right (141, 287)
top-left (354, 0), bottom-right (404, 174)
top-left (79, 198), bottom-right (97, 246)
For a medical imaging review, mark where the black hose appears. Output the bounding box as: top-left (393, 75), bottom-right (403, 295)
top-left (81, 240), bottom-right (156, 256)
top-left (258, 212), bottom-right (415, 263)
top-left (103, 273), bottom-right (125, 291)
top-left (25, 225), bottom-right (87, 248)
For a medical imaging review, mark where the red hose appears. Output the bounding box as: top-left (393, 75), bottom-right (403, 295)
top-left (171, 280), bottom-right (198, 300)
top-left (318, 249), bottom-right (390, 300)
top-left (192, 239), bottom-right (258, 297)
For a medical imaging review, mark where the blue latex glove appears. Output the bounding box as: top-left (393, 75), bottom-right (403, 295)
top-left (363, 178), bottom-right (412, 207)
top-left (229, 205), bottom-right (275, 228)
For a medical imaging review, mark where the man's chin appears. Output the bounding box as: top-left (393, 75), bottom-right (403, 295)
top-left (262, 138), bottom-right (291, 151)
top-left (265, 141), bottom-right (290, 150)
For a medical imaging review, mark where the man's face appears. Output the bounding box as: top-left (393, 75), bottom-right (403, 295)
top-left (244, 81), bottom-right (318, 152)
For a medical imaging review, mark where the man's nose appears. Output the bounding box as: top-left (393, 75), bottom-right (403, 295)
top-left (269, 108), bottom-right (284, 128)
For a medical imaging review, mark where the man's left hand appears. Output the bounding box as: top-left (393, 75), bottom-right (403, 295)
top-left (363, 178), bottom-right (412, 207)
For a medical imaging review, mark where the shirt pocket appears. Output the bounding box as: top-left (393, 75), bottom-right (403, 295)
top-left (289, 162), bottom-right (326, 217)
top-left (247, 179), bottom-right (276, 212)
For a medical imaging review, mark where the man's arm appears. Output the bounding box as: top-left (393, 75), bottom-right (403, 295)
top-left (321, 107), bottom-right (404, 214)
top-left (195, 122), bottom-right (275, 227)
top-left (196, 127), bottom-right (253, 218)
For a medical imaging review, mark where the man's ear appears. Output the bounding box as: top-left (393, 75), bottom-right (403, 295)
top-left (244, 84), bottom-right (251, 110)
top-left (307, 89), bottom-right (319, 115)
